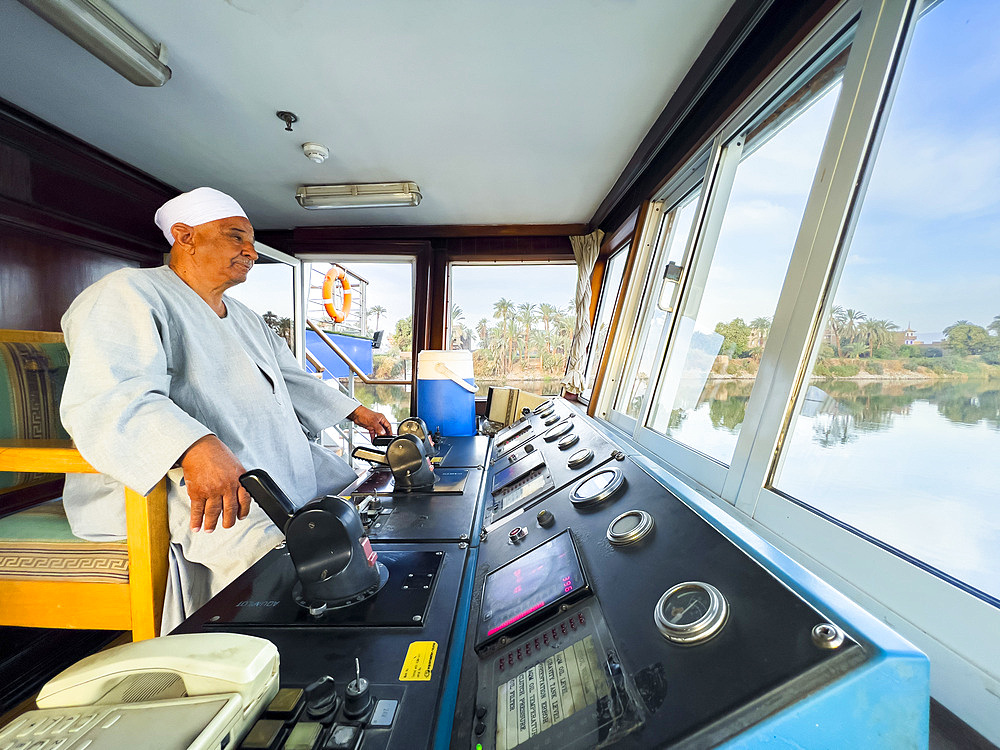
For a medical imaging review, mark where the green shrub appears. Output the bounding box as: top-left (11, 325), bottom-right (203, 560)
top-left (865, 361), bottom-right (884, 375)
top-left (830, 364), bottom-right (860, 377)
top-left (812, 361), bottom-right (832, 377)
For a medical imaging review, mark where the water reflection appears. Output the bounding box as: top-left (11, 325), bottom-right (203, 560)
top-left (668, 378), bottom-right (1000, 449)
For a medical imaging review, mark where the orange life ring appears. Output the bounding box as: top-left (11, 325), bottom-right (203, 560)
top-left (321, 266), bottom-right (352, 323)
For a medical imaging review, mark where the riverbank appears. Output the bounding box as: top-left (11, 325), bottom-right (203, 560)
top-left (708, 355), bottom-right (1000, 381)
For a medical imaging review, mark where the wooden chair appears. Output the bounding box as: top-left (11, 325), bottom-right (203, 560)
top-left (0, 330), bottom-right (169, 641)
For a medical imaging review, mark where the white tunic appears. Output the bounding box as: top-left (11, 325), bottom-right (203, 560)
top-left (60, 265), bottom-right (361, 630)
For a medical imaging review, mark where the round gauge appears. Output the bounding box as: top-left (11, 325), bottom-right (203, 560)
top-left (607, 510), bottom-right (653, 546)
top-left (543, 414), bottom-right (560, 426)
top-left (654, 582), bottom-right (728, 645)
top-left (557, 433), bottom-right (580, 450)
top-left (538, 405), bottom-right (555, 418)
top-left (533, 401), bottom-right (554, 414)
top-left (569, 468), bottom-right (625, 508)
top-left (567, 448), bottom-right (594, 469)
top-left (543, 421), bottom-right (573, 441)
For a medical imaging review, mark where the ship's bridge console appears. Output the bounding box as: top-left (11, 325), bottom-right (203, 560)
top-left (174, 400), bottom-right (929, 749)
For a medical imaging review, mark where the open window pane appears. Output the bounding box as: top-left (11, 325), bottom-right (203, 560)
top-left (773, 0), bottom-right (1000, 599)
top-left (449, 263), bottom-right (577, 396)
top-left (304, 259), bottom-right (415, 423)
top-left (581, 246), bottom-right (629, 401)
top-left (227, 260), bottom-right (295, 351)
top-left (615, 193), bottom-right (701, 420)
top-left (647, 59), bottom-right (845, 465)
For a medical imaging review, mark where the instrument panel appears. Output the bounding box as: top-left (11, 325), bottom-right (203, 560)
top-left (174, 397), bottom-right (926, 750)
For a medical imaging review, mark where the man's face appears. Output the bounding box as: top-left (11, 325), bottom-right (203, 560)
top-left (189, 216), bottom-right (258, 289)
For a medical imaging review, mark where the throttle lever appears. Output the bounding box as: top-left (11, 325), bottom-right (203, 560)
top-left (239, 468), bottom-right (296, 532)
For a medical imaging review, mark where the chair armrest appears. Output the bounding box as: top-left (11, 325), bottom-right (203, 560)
top-left (0, 439), bottom-right (98, 474)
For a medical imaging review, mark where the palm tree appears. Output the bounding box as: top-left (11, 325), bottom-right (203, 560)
top-left (493, 298), bottom-right (514, 372)
top-left (828, 305), bottom-right (847, 357)
top-left (749, 316), bottom-right (772, 351)
top-left (539, 303), bottom-right (558, 354)
top-left (476, 318), bottom-right (490, 349)
top-left (842, 309), bottom-right (868, 354)
top-left (368, 304), bottom-right (387, 331)
top-left (857, 319), bottom-right (898, 358)
top-left (517, 303), bottom-right (538, 367)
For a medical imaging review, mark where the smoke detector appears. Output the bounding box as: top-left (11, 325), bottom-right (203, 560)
top-left (302, 142), bottom-right (330, 164)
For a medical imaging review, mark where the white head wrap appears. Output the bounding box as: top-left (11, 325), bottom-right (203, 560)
top-left (154, 187), bottom-right (249, 245)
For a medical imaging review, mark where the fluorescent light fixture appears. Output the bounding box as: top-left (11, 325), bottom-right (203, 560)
top-left (18, 0), bottom-right (171, 86)
top-left (296, 182), bottom-right (422, 210)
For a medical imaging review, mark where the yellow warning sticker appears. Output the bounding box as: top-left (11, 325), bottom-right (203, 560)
top-left (399, 641), bottom-right (438, 681)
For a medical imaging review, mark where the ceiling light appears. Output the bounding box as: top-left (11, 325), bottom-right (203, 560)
top-left (17, 0), bottom-right (171, 87)
top-left (296, 182), bottom-right (422, 210)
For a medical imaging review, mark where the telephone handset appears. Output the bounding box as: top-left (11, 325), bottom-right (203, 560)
top-left (0, 633), bottom-right (279, 750)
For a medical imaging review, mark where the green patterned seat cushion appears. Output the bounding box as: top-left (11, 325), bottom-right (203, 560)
top-left (0, 500), bottom-right (128, 584)
top-left (0, 340), bottom-right (71, 492)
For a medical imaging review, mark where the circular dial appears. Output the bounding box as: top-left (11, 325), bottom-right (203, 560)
top-left (557, 433), bottom-right (580, 450)
top-left (606, 509), bottom-right (653, 546)
top-left (567, 448), bottom-right (594, 469)
top-left (543, 414), bottom-right (560, 426)
top-left (533, 401), bottom-right (554, 414)
top-left (543, 420), bottom-right (574, 441)
top-left (569, 468), bottom-right (625, 508)
top-left (654, 582), bottom-right (728, 645)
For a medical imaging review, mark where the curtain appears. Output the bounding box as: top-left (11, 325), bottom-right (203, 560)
top-left (561, 229), bottom-right (604, 394)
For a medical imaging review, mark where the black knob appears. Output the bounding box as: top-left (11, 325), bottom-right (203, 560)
top-left (303, 675), bottom-right (338, 720)
top-left (476, 705), bottom-right (488, 719)
top-left (537, 509), bottom-right (554, 528)
top-left (344, 676), bottom-right (372, 719)
top-left (475, 721), bottom-right (487, 736)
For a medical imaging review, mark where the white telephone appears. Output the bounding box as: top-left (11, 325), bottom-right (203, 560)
top-left (0, 632), bottom-right (279, 750)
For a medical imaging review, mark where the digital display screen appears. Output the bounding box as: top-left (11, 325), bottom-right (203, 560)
top-left (477, 530), bottom-right (589, 649)
top-left (491, 450), bottom-right (545, 494)
top-left (497, 471), bottom-right (548, 512)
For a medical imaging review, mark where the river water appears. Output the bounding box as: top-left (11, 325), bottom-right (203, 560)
top-left (667, 378), bottom-right (1000, 599)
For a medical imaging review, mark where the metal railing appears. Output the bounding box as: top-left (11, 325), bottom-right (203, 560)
top-left (305, 319), bottom-right (413, 466)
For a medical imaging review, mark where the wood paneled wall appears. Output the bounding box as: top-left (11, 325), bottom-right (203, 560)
top-left (0, 100), bottom-right (173, 331)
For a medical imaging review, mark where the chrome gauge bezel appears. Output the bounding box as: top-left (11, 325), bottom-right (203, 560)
top-left (543, 414), bottom-right (560, 426)
top-left (567, 448), bottom-right (594, 469)
top-left (556, 433), bottom-right (580, 450)
top-left (542, 420), bottom-right (573, 441)
top-left (654, 582), bottom-right (729, 645)
top-left (606, 509), bottom-right (653, 546)
top-left (569, 467), bottom-right (625, 508)
top-left (533, 401), bottom-right (554, 415)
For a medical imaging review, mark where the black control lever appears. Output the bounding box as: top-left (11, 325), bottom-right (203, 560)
top-left (398, 416), bottom-right (437, 457)
top-left (352, 434), bottom-right (436, 491)
top-left (239, 469), bottom-right (296, 532)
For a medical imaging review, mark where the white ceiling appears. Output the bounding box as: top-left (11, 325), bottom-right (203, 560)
top-left (0, 0), bottom-right (734, 230)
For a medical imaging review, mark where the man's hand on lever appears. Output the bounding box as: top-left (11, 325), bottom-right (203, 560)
top-left (180, 434), bottom-right (252, 532)
top-left (349, 405), bottom-right (393, 441)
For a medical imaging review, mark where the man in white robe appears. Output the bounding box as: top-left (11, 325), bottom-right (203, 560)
top-left (59, 187), bottom-right (391, 631)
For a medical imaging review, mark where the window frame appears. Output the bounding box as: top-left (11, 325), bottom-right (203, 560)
top-left (595, 0), bottom-right (1000, 735)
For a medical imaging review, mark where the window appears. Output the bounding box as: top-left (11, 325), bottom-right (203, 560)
top-left (449, 263), bottom-right (577, 397)
top-left (581, 246), bottom-right (629, 402)
top-left (647, 56), bottom-right (846, 465)
top-left (772, 0), bottom-right (1000, 600)
top-left (303, 258), bottom-right (415, 425)
top-left (614, 191), bottom-right (701, 421)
